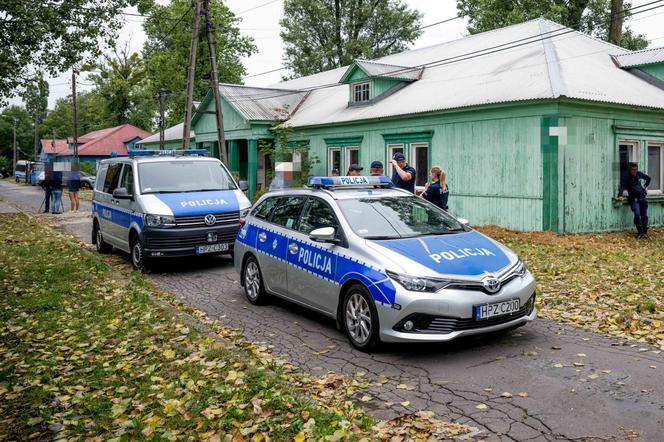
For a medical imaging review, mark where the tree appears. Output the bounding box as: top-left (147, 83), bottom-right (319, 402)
top-left (142, 0), bottom-right (256, 126)
top-left (0, 106), bottom-right (34, 160)
top-left (280, 0), bottom-right (423, 77)
top-left (21, 73), bottom-right (49, 159)
top-left (0, 0), bottom-right (154, 104)
top-left (86, 45), bottom-right (155, 130)
top-left (456, 0), bottom-right (648, 50)
top-left (40, 92), bottom-right (109, 140)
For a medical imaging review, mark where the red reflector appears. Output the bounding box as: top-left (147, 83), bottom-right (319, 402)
top-left (239, 218), bottom-right (246, 227)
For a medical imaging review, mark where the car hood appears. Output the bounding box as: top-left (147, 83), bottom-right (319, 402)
top-left (369, 230), bottom-right (514, 277)
top-left (140, 189), bottom-right (250, 216)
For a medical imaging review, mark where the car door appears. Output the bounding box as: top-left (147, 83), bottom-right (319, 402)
top-left (99, 163), bottom-right (122, 245)
top-left (286, 197), bottom-right (344, 315)
top-left (255, 196), bottom-right (306, 296)
top-left (113, 164), bottom-right (135, 250)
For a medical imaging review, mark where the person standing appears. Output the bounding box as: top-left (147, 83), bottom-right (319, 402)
top-left (390, 152), bottom-right (416, 193)
top-left (51, 171), bottom-right (64, 214)
top-left (41, 174), bottom-right (52, 213)
top-left (419, 166), bottom-right (449, 210)
top-left (617, 162), bottom-right (651, 238)
top-left (347, 164), bottom-right (363, 176)
top-left (370, 160), bottom-right (384, 176)
top-left (68, 170), bottom-right (81, 212)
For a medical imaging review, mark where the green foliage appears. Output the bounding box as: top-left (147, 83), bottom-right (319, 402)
top-left (40, 92), bottom-right (110, 140)
top-left (0, 106), bottom-right (34, 160)
top-left (0, 156), bottom-right (10, 171)
top-left (280, 0), bottom-right (423, 77)
top-left (456, 0), bottom-right (649, 50)
top-left (0, 0), bottom-right (155, 105)
top-left (78, 162), bottom-right (96, 176)
top-left (141, 0), bottom-right (257, 126)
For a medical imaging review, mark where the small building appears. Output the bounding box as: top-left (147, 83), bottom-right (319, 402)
top-left (135, 122), bottom-right (195, 151)
top-left (192, 18), bottom-right (664, 233)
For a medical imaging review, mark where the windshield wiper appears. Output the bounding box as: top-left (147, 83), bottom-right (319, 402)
top-left (404, 230), bottom-right (463, 238)
top-left (141, 190), bottom-right (183, 194)
top-left (364, 235), bottom-right (401, 240)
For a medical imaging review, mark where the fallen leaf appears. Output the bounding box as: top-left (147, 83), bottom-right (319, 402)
top-left (475, 403), bottom-right (488, 410)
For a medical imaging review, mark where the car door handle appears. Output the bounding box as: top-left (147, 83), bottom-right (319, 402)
top-left (288, 243), bottom-right (299, 254)
top-left (258, 232), bottom-right (267, 242)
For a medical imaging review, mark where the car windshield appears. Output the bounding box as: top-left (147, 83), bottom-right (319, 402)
top-left (337, 196), bottom-right (464, 239)
top-left (138, 160), bottom-right (237, 194)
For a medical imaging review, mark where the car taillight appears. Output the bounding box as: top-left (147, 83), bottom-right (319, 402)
top-left (239, 218), bottom-right (246, 227)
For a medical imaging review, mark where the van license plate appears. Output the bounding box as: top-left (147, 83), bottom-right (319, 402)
top-left (474, 299), bottom-right (520, 320)
top-left (196, 243), bottom-right (229, 254)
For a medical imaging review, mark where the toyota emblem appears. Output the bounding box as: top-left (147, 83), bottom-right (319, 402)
top-left (483, 277), bottom-right (501, 294)
top-left (204, 214), bottom-right (216, 226)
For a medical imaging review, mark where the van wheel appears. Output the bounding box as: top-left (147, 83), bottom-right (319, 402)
top-left (131, 236), bottom-right (150, 273)
top-left (93, 222), bottom-right (112, 253)
top-left (342, 284), bottom-right (380, 351)
top-left (243, 255), bottom-right (267, 305)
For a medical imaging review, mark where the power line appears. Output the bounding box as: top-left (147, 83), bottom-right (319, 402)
top-left (237, 0), bottom-right (280, 15)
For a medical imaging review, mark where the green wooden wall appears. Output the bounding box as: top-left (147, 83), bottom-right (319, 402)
top-left (140, 139), bottom-right (187, 150)
top-left (639, 63), bottom-right (664, 82)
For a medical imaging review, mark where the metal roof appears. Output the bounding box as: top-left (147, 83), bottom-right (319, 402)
top-left (219, 84), bottom-right (309, 121)
top-left (139, 122), bottom-right (194, 145)
top-left (252, 18), bottom-right (664, 128)
top-left (346, 60), bottom-right (423, 81)
top-left (614, 46), bottom-right (664, 68)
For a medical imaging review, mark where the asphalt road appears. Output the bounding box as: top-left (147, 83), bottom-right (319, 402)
top-left (2, 179), bottom-right (663, 442)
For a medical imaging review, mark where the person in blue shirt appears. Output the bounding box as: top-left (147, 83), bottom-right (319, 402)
top-left (390, 152), bottom-right (416, 193)
top-left (419, 166), bottom-right (449, 210)
top-left (617, 162), bottom-right (651, 238)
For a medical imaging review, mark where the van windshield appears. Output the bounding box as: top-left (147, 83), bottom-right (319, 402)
top-left (139, 161), bottom-right (237, 194)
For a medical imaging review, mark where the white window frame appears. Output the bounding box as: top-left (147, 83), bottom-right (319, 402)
top-left (410, 142), bottom-right (429, 187)
top-left (344, 146), bottom-right (359, 172)
top-left (353, 82), bottom-right (370, 102)
top-left (647, 142), bottom-right (664, 195)
top-left (618, 140), bottom-right (640, 195)
top-left (387, 143), bottom-right (405, 177)
top-left (328, 147), bottom-right (341, 175)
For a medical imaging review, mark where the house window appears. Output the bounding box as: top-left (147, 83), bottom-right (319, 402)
top-left (647, 143), bottom-right (663, 194)
top-left (353, 82), bottom-right (370, 102)
top-left (618, 140), bottom-right (639, 194)
top-left (410, 142), bottom-right (429, 186)
top-left (387, 143), bottom-right (404, 176)
top-left (328, 148), bottom-right (341, 175)
top-left (345, 147), bottom-right (359, 172)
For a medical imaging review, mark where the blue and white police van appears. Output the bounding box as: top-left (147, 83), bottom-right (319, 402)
top-left (235, 175), bottom-right (536, 350)
top-left (92, 150), bottom-right (251, 271)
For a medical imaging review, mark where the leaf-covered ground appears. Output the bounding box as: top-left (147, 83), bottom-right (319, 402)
top-left (0, 214), bottom-right (477, 441)
top-left (480, 226), bottom-right (664, 349)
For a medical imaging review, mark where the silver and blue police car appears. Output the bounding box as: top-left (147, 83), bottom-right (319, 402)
top-left (235, 175), bottom-right (536, 350)
top-left (92, 151), bottom-right (251, 271)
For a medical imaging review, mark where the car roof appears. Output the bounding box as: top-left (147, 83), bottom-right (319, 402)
top-left (99, 155), bottom-right (219, 165)
top-left (262, 186), bottom-right (412, 200)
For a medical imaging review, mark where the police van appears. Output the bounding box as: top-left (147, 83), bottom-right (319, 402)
top-left (235, 175), bottom-right (536, 350)
top-left (92, 150), bottom-right (251, 271)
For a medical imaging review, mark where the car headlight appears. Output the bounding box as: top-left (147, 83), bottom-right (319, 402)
top-left (145, 214), bottom-right (175, 227)
top-left (386, 270), bottom-right (452, 293)
top-left (513, 259), bottom-right (527, 277)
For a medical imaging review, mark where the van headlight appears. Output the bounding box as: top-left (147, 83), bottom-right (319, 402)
top-left (240, 207), bottom-right (251, 218)
top-left (145, 214), bottom-right (175, 227)
top-left (386, 270), bottom-right (452, 293)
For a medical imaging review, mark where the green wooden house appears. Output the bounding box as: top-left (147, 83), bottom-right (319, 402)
top-left (192, 18), bottom-right (664, 233)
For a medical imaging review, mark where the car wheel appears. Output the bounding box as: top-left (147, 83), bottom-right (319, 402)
top-left (81, 181), bottom-right (91, 189)
top-left (243, 255), bottom-right (267, 305)
top-left (93, 222), bottom-right (112, 254)
top-left (342, 284), bottom-right (380, 351)
top-left (130, 236), bottom-right (150, 273)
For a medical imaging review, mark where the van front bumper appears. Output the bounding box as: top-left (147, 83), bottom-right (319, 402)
top-left (140, 225), bottom-right (239, 258)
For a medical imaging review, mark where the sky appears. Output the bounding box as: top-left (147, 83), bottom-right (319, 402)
top-left (10, 0), bottom-right (664, 109)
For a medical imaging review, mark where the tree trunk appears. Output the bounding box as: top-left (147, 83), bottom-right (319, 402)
top-left (609, 0), bottom-right (624, 45)
top-left (334, 0), bottom-right (343, 66)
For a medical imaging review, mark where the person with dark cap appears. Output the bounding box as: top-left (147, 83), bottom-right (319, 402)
top-left (617, 162), bottom-right (651, 238)
top-left (347, 164), bottom-right (363, 176)
top-left (390, 152), bottom-right (416, 193)
top-left (331, 168), bottom-right (340, 177)
top-left (370, 160), bottom-right (384, 176)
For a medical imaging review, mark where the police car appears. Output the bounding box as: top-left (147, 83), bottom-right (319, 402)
top-left (92, 150), bottom-right (251, 271)
top-left (235, 175), bottom-right (536, 350)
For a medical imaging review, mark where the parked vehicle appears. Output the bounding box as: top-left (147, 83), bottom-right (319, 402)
top-left (14, 160), bottom-right (29, 182)
top-left (92, 151), bottom-right (251, 271)
top-left (235, 175), bottom-right (536, 350)
top-left (79, 171), bottom-right (95, 189)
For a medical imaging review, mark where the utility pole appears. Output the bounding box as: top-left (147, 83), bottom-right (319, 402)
top-left (71, 69), bottom-right (79, 160)
top-left (12, 117), bottom-right (17, 176)
top-left (609, 0), bottom-right (624, 46)
top-left (182, 0), bottom-right (201, 150)
top-left (203, 0), bottom-right (227, 164)
top-left (156, 89), bottom-right (171, 150)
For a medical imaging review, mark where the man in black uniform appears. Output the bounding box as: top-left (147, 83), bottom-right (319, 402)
top-left (390, 152), bottom-right (416, 193)
top-left (617, 162), bottom-right (651, 238)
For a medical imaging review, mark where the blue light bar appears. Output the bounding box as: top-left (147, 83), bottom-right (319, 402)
top-left (308, 175), bottom-right (393, 189)
top-left (127, 149), bottom-right (209, 157)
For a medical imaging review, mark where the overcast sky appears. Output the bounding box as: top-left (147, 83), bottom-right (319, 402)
top-left (13, 0), bottom-right (664, 109)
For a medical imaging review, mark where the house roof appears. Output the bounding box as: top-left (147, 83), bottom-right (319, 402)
top-left (63, 124), bottom-right (152, 156)
top-left (219, 84), bottom-right (309, 121)
top-left (614, 46), bottom-right (664, 68)
top-left (139, 122), bottom-right (195, 145)
top-left (251, 18), bottom-right (664, 128)
top-left (40, 139), bottom-right (69, 155)
top-left (341, 59), bottom-right (423, 83)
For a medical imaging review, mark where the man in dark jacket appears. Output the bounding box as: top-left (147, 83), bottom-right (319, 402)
top-left (390, 152), bottom-right (416, 193)
top-left (617, 163), bottom-right (651, 238)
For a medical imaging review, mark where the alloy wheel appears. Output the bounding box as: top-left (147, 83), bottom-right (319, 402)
top-left (245, 261), bottom-right (261, 300)
top-left (345, 292), bottom-right (372, 345)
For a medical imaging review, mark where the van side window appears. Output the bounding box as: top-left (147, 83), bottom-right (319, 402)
top-left (120, 165), bottom-right (134, 195)
top-left (252, 197), bottom-right (279, 220)
top-left (95, 166), bottom-right (108, 191)
top-left (103, 164), bottom-right (122, 194)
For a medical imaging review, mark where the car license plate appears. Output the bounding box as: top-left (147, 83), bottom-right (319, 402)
top-left (474, 299), bottom-right (520, 320)
top-left (195, 243), bottom-right (229, 254)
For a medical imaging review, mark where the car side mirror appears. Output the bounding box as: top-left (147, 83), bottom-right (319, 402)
top-left (309, 227), bottom-right (338, 243)
top-left (239, 180), bottom-right (249, 192)
top-left (112, 187), bottom-right (132, 199)
top-left (457, 217), bottom-right (469, 226)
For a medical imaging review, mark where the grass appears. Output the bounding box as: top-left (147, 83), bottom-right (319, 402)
top-left (479, 226), bottom-right (664, 348)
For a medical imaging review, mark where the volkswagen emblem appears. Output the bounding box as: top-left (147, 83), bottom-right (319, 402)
top-left (483, 277), bottom-right (501, 294)
top-left (204, 214), bottom-right (216, 226)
